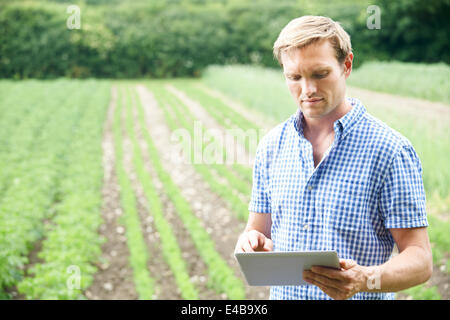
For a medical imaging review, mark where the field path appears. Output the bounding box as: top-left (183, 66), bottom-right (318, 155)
top-left (86, 86), bottom-right (138, 299)
top-left (347, 86), bottom-right (450, 122)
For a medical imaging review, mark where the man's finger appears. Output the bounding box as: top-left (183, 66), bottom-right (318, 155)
top-left (304, 271), bottom-right (343, 291)
top-left (263, 238), bottom-right (273, 251)
top-left (339, 259), bottom-right (357, 270)
top-left (310, 266), bottom-right (348, 282)
top-left (318, 283), bottom-right (344, 300)
top-left (242, 239), bottom-right (254, 253)
top-left (249, 233), bottom-right (260, 249)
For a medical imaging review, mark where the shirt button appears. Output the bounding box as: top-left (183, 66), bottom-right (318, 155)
top-left (308, 185), bottom-right (314, 191)
top-left (303, 224), bottom-right (309, 230)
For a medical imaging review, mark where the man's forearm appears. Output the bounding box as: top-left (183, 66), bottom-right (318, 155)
top-left (362, 245), bottom-right (433, 293)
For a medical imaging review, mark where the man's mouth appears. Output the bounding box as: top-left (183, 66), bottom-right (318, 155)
top-left (302, 98), bottom-right (323, 105)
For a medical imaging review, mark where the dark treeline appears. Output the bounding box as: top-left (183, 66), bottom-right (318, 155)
top-left (0, 0), bottom-right (448, 79)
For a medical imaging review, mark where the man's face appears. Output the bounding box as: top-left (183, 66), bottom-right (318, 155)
top-left (281, 39), bottom-right (352, 120)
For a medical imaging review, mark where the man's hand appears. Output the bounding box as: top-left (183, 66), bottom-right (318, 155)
top-left (303, 259), bottom-right (372, 300)
top-left (235, 230), bottom-right (273, 253)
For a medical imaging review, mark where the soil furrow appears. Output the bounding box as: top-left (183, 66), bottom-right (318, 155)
top-left (130, 92), bottom-right (219, 299)
top-left (120, 88), bottom-right (182, 300)
top-left (136, 84), bottom-right (270, 299)
top-left (85, 86), bottom-right (138, 300)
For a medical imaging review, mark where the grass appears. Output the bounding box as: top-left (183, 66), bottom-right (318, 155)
top-left (348, 61), bottom-right (450, 105)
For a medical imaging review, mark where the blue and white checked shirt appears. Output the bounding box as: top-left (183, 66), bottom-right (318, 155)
top-left (249, 97), bottom-right (428, 300)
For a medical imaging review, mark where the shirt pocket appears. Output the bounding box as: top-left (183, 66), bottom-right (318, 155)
top-left (327, 178), bottom-right (368, 232)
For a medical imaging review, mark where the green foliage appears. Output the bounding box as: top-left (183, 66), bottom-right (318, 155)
top-left (0, 2), bottom-right (115, 78)
top-left (427, 215), bottom-right (450, 267)
top-left (0, 79), bottom-right (110, 298)
top-left (16, 80), bottom-right (110, 299)
top-left (402, 284), bottom-right (442, 300)
top-left (0, 80), bottom-right (76, 293)
top-left (3, 0), bottom-right (447, 78)
top-left (371, 0), bottom-right (449, 64)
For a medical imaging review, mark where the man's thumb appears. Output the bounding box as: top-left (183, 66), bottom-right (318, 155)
top-left (340, 259), bottom-right (356, 269)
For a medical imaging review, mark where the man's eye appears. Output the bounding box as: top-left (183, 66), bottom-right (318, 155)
top-left (314, 73), bottom-right (328, 78)
top-left (290, 76), bottom-right (301, 81)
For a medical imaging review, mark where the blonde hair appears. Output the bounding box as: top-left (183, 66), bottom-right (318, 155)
top-left (273, 15), bottom-right (352, 66)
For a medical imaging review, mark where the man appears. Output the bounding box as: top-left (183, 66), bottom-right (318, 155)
top-left (234, 15), bottom-right (432, 300)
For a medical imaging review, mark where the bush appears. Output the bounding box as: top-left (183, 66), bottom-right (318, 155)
top-left (0, 0), bottom-right (447, 79)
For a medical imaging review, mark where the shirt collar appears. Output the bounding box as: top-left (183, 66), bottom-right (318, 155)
top-left (293, 97), bottom-right (366, 141)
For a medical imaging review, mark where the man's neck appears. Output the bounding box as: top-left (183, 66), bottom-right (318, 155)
top-left (303, 99), bottom-right (352, 138)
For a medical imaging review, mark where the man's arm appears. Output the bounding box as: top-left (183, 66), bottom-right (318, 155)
top-left (244, 211), bottom-right (272, 237)
top-left (234, 212), bottom-right (273, 252)
top-left (303, 226), bottom-right (433, 299)
top-left (363, 226), bottom-right (433, 292)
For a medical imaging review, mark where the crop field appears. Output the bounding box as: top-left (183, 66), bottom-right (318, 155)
top-left (0, 64), bottom-right (448, 300)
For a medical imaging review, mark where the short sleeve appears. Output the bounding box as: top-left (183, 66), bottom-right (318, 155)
top-left (378, 145), bottom-right (428, 229)
top-left (248, 139), bottom-right (271, 214)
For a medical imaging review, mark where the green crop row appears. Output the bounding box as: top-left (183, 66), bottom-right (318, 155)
top-left (17, 80), bottom-right (110, 299)
top-left (168, 81), bottom-right (254, 184)
top-left (152, 83), bottom-right (250, 221)
top-left (0, 80), bottom-right (85, 298)
top-left (112, 85), bottom-right (155, 300)
top-left (123, 85), bottom-right (198, 299)
top-left (133, 84), bottom-right (246, 299)
top-left (170, 80), bottom-right (261, 156)
top-left (0, 81), bottom-right (73, 202)
top-left (172, 80), bottom-right (261, 132)
top-left (161, 84), bottom-right (251, 196)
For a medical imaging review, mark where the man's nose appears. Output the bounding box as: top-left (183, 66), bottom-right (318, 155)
top-left (301, 78), bottom-right (317, 97)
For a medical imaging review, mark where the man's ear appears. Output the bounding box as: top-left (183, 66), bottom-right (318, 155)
top-left (343, 52), bottom-right (353, 78)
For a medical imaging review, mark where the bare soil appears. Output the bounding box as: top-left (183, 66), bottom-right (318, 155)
top-left (85, 86), bottom-right (138, 300)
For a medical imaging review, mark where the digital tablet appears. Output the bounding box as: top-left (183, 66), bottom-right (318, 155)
top-left (235, 250), bottom-right (340, 286)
